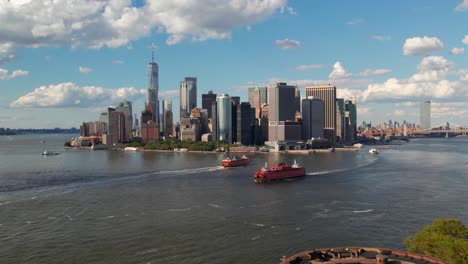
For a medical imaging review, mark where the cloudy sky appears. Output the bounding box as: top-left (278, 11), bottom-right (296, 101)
top-left (1, 0), bottom-right (468, 128)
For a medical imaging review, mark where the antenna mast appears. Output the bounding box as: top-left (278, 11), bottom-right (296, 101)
top-left (151, 43), bottom-right (156, 63)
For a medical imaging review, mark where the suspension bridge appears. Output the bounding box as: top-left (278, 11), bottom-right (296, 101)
top-left (412, 122), bottom-right (468, 137)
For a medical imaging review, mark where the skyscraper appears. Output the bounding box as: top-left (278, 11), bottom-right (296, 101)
top-left (237, 102), bottom-right (255, 146)
top-left (216, 94), bottom-right (232, 143)
top-left (268, 83), bottom-right (302, 142)
top-left (248, 85), bottom-right (268, 119)
top-left (268, 83), bottom-right (298, 122)
top-left (305, 84), bottom-right (337, 144)
top-left (163, 100), bottom-right (172, 137)
top-left (202, 90), bottom-right (217, 118)
top-left (345, 98), bottom-right (357, 142)
top-left (420, 101), bottom-right (431, 129)
top-left (147, 46), bottom-right (159, 124)
top-left (115, 99), bottom-right (133, 142)
top-left (164, 110), bottom-right (173, 139)
top-left (180, 77), bottom-right (197, 119)
top-left (336, 98), bottom-right (345, 143)
top-left (231, 96), bottom-right (240, 143)
top-left (301, 97), bottom-right (325, 140)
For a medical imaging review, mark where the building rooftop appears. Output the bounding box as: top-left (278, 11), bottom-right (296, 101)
top-left (280, 247), bottom-right (447, 264)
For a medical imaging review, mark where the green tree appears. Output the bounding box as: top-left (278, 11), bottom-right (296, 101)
top-left (404, 218), bottom-right (468, 264)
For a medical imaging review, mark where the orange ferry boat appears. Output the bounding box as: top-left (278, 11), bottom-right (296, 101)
top-left (222, 155), bottom-right (250, 167)
top-left (254, 160), bottom-right (305, 182)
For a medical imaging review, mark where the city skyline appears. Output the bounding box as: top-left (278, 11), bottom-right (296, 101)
top-left (1, 0), bottom-right (468, 128)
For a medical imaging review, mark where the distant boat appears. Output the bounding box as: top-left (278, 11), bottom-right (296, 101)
top-left (42, 150), bottom-right (59, 156)
top-left (369, 148), bottom-right (379, 154)
top-left (222, 155), bottom-right (249, 167)
top-left (254, 160), bottom-right (305, 183)
top-left (124, 147), bottom-right (138, 151)
top-left (40, 140), bottom-right (46, 143)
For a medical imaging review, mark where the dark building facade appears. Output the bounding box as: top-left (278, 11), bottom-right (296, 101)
top-left (231, 98), bottom-right (239, 143)
top-left (211, 101), bottom-right (218, 142)
top-left (202, 90), bottom-right (217, 118)
top-left (305, 84), bottom-right (337, 144)
top-left (268, 83), bottom-right (301, 142)
top-left (301, 97), bottom-right (325, 141)
top-left (236, 102), bottom-right (254, 146)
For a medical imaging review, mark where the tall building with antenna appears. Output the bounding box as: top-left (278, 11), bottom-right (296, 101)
top-left (147, 44), bottom-right (159, 124)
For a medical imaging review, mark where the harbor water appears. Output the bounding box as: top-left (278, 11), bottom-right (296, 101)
top-left (0, 135), bottom-right (467, 263)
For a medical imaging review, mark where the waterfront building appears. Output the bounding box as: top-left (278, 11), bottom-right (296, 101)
top-left (162, 100), bottom-right (172, 136)
top-left (248, 85), bottom-right (267, 119)
top-left (216, 94), bottom-right (232, 143)
top-left (420, 100), bottom-right (431, 129)
top-left (160, 99), bottom-right (165, 134)
top-left (164, 110), bottom-right (173, 139)
top-left (267, 121), bottom-right (302, 146)
top-left (211, 101), bottom-right (218, 142)
top-left (80, 121), bottom-right (107, 137)
top-left (141, 103), bottom-right (159, 142)
top-left (269, 83), bottom-right (300, 122)
top-left (345, 98), bottom-right (357, 142)
top-left (103, 107), bottom-right (125, 145)
top-left (180, 77), bottom-right (197, 119)
top-left (99, 112), bottom-right (108, 132)
top-left (147, 47), bottom-right (159, 124)
top-left (236, 102), bottom-right (254, 145)
top-left (180, 127), bottom-right (197, 141)
top-left (301, 97), bottom-right (325, 141)
top-left (190, 108), bottom-right (209, 140)
top-left (115, 100), bottom-right (133, 142)
top-left (336, 98), bottom-right (345, 143)
top-left (202, 90), bottom-right (217, 118)
top-left (268, 83), bottom-right (301, 143)
top-left (305, 84), bottom-right (337, 144)
top-left (231, 97), bottom-right (240, 143)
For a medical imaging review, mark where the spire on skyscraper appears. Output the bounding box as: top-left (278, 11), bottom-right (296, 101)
top-left (151, 43), bottom-right (156, 63)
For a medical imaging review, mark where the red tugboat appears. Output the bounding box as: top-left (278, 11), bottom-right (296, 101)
top-left (254, 160), bottom-right (306, 182)
top-left (222, 155), bottom-right (250, 167)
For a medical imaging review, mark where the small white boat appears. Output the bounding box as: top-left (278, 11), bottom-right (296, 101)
top-left (369, 148), bottom-right (379, 154)
top-left (124, 147), bottom-right (138, 151)
top-left (42, 150), bottom-right (59, 156)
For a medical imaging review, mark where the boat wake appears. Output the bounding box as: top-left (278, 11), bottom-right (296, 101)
top-left (148, 166), bottom-right (223, 176)
top-left (306, 155), bottom-right (377, 176)
top-left (352, 209), bottom-right (375, 213)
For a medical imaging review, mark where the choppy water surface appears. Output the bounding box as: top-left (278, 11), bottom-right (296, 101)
top-left (0, 135), bottom-right (467, 263)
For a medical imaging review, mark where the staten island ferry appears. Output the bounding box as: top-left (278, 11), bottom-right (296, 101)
top-left (222, 155), bottom-right (250, 167)
top-left (254, 160), bottom-right (305, 182)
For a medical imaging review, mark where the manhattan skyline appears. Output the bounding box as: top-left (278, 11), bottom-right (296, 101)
top-left (1, 0), bottom-right (468, 128)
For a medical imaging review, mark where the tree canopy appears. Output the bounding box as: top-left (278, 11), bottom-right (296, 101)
top-left (404, 218), bottom-right (468, 264)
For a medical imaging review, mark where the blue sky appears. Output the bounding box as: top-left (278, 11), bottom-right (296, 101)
top-left (1, 0), bottom-right (468, 128)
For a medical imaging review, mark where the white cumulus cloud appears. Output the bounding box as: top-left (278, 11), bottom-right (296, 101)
top-left (10, 82), bottom-right (146, 108)
top-left (358, 69), bottom-right (392, 77)
top-left (416, 56), bottom-right (453, 71)
top-left (0, 0), bottom-right (291, 63)
top-left (276, 39), bottom-right (301, 50)
top-left (79, 66), bottom-right (92, 74)
top-left (455, 0), bottom-right (468, 11)
top-left (0, 68), bottom-right (28, 80)
top-left (329, 62), bottom-right (351, 79)
top-left (362, 79), bottom-right (461, 102)
top-left (295, 64), bottom-right (323, 71)
top-left (449, 47), bottom-right (464, 55)
top-left (403, 36), bottom-right (444, 56)
top-left (359, 56), bottom-right (468, 103)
